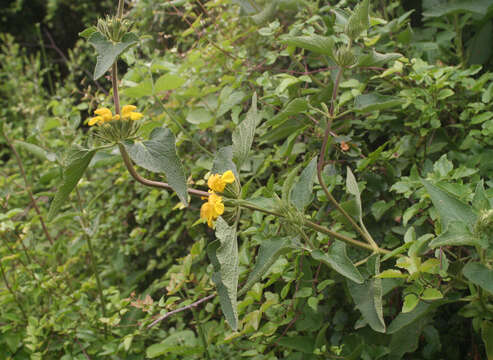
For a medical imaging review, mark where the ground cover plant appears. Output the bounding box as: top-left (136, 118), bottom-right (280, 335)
top-left (2, 0), bottom-right (493, 359)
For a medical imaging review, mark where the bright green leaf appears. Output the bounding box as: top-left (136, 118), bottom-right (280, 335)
top-left (154, 74), bottom-right (186, 93)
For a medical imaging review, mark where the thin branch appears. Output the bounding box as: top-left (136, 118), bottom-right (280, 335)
top-left (147, 293), bottom-right (216, 329)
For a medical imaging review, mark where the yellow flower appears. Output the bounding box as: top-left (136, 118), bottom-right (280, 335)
top-left (207, 170), bottom-right (235, 193)
top-left (88, 107), bottom-right (120, 126)
top-left (122, 105), bottom-right (144, 121)
top-left (200, 193), bottom-right (225, 228)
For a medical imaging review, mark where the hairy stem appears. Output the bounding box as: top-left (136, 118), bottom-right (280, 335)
top-left (112, 63), bottom-right (121, 115)
top-left (316, 67), bottom-right (379, 251)
top-left (117, 0), bottom-right (124, 19)
top-left (118, 144), bottom-right (210, 198)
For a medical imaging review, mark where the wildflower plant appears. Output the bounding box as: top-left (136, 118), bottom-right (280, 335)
top-left (28, 0), bottom-right (493, 357)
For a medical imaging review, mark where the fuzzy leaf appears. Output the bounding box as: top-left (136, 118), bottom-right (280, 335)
top-left (48, 148), bottom-right (96, 220)
top-left (232, 93), bottom-right (259, 168)
top-left (291, 156), bottom-right (317, 210)
top-left (281, 34), bottom-right (335, 57)
top-left (208, 217), bottom-right (239, 330)
top-left (422, 180), bottom-right (477, 229)
top-left (88, 31), bottom-right (139, 80)
top-left (123, 127), bottom-right (188, 205)
top-left (239, 237), bottom-right (292, 296)
top-left (463, 262), bottom-right (493, 294)
top-left (312, 242), bottom-right (364, 284)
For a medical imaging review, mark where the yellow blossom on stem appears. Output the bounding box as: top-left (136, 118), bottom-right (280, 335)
top-left (200, 193), bottom-right (225, 228)
top-left (122, 105), bottom-right (144, 121)
top-left (88, 107), bottom-right (120, 126)
top-left (207, 170), bottom-right (235, 193)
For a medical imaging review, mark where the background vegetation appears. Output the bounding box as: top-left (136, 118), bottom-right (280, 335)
top-left (2, 0), bottom-right (493, 359)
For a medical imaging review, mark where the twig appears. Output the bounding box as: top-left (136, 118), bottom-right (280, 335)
top-left (147, 293), bottom-right (216, 329)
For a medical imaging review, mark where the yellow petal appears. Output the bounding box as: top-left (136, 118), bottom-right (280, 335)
top-left (112, 114), bottom-right (120, 121)
top-left (94, 107), bottom-right (113, 121)
top-left (122, 105), bottom-right (137, 116)
top-left (88, 116), bottom-right (103, 126)
top-left (129, 112), bottom-right (143, 121)
top-left (221, 170), bottom-right (235, 184)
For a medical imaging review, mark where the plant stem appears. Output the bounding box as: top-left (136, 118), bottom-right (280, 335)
top-left (4, 130), bottom-right (54, 245)
top-left (118, 144), bottom-right (210, 198)
top-left (112, 63), bottom-right (121, 115)
top-left (316, 67), bottom-right (379, 251)
top-left (233, 199), bottom-right (389, 254)
top-left (453, 14), bottom-right (465, 67)
top-left (0, 260), bottom-right (28, 323)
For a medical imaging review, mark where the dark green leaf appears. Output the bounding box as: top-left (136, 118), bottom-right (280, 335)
top-left (463, 262), bottom-right (493, 294)
top-left (389, 316), bottom-right (429, 360)
top-left (482, 321), bottom-right (493, 360)
top-left (423, 0), bottom-right (493, 17)
top-left (347, 255), bottom-right (385, 332)
top-left (291, 156), bottom-right (317, 210)
top-left (207, 217), bottom-right (239, 330)
top-left (472, 180), bottom-right (490, 212)
top-left (354, 93), bottom-right (403, 112)
top-left (312, 242), bottom-right (364, 284)
top-left (357, 50), bottom-right (402, 67)
top-left (88, 31), bottom-right (139, 80)
top-left (265, 98), bottom-right (308, 128)
top-left (239, 237), bottom-right (292, 296)
top-left (422, 180), bottom-right (477, 229)
top-left (429, 221), bottom-right (479, 248)
top-left (281, 35), bottom-right (335, 57)
top-left (14, 140), bottom-right (56, 162)
top-left (123, 127), bottom-right (188, 205)
top-left (48, 148), bottom-right (96, 220)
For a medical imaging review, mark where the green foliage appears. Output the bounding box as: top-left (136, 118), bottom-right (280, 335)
top-left (3, 0), bottom-right (493, 358)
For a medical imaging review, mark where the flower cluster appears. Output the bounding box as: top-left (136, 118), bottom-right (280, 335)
top-left (88, 105), bottom-right (143, 126)
top-left (200, 170), bottom-right (235, 228)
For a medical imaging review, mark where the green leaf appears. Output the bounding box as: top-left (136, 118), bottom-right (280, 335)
top-left (422, 180), bottom-right (477, 229)
top-left (88, 31), bottom-right (139, 80)
top-left (389, 316), bottom-right (429, 360)
top-left (48, 148), bottom-right (96, 221)
top-left (429, 221), bottom-right (479, 248)
top-left (482, 321), bottom-right (493, 360)
top-left (423, 0), bottom-right (493, 17)
top-left (282, 163), bottom-right (302, 205)
top-left (421, 288), bottom-right (443, 301)
top-left (146, 330), bottom-right (199, 358)
top-left (276, 336), bottom-right (314, 354)
top-left (265, 98), bottom-right (308, 128)
top-left (346, 167), bottom-right (372, 241)
top-left (291, 156), bottom-right (317, 210)
top-left (239, 237), bottom-right (292, 296)
top-left (154, 74), bottom-right (186, 93)
top-left (186, 108), bottom-right (214, 129)
top-left (259, 118), bottom-right (308, 144)
top-left (123, 78), bottom-right (153, 98)
top-left (472, 180), bottom-right (490, 212)
top-left (14, 140), bottom-right (56, 162)
top-left (281, 34), bottom-right (335, 57)
top-left (402, 294), bottom-right (419, 313)
top-left (347, 255), bottom-right (385, 333)
top-left (357, 50), bottom-right (402, 67)
top-left (312, 242), bottom-right (364, 284)
top-left (463, 262), bottom-right (493, 294)
top-left (388, 302), bottom-right (433, 334)
top-left (232, 93), bottom-right (259, 169)
top-left (354, 93), bottom-right (403, 112)
top-left (123, 127), bottom-right (188, 205)
top-left (345, 0), bottom-right (370, 39)
top-left (212, 146), bottom-right (239, 180)
top-left (375, 269), bottom-right (408, 279)
top-left (207, 217), bottom-right (239, 330)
